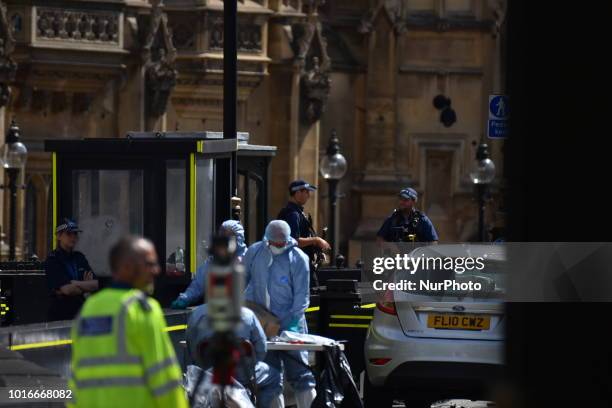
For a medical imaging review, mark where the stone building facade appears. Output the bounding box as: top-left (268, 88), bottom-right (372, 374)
top-left (0, 0), bottom-right (505, 262)
top-left (317, 0), bottom-right (507, 262)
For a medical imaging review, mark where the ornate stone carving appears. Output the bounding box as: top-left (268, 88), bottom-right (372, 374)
top-left (488, 0), bottom-right (507, 37)
top-left (208, 15), bottom-right (262, 53)
top-left (142, 1), bottom-right (177, 117)
top-left (209, 15), bottom-right (224, 50)
top-left (292, 21), bottom-right (332, 124)
top-left (35, 8), bottom-right (120, 45)
top-left (0, 1), bottom-right (16, 107)
top-left (168, 20), bottom-right (196, 50)
top-left (300, 56), bottom-right (331, 124)
top-left (238, 24), bottom-right (263, 53)
top-left (359, 0), bottom-right (406, 34)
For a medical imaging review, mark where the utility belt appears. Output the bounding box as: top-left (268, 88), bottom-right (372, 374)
top-left (390, 210), bottom-right (423, 242)
top-left (391, 226), bottom-right (420, 242)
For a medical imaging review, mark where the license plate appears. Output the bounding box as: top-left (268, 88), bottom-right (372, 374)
top-left (427, 314), bottom-right (490, 330)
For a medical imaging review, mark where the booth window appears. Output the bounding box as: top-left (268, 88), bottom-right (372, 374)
top-left (238, 171), bottom-right (263, 245)
top-left (196, 158), bottom-right (214, 267)
top-left (166, 160), bottom-right (186, 275)
top-left (47, 185), bottom-right (53, 254)
top-left (72, 169), bottom-right (144, 276)
top-left (24, 180), bottom-right (37, 258)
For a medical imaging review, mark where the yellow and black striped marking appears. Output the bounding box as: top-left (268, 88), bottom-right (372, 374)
top-left (0, 302), bottom-right (9, 317)
top-left (306, 303), bottom-right (375, 329)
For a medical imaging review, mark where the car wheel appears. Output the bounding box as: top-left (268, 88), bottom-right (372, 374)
top-left (363, 375), bottom-right (393, 408)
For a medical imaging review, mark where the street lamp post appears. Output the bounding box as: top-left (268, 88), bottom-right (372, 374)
top-left (1, 120), bottom-right (28, 260)
top-left (320, 130), bottom-right (347, 260)
top-left (470, 142), bottom-right (495, 242)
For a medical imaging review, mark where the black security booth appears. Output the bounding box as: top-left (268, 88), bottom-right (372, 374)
top-left (44, 131), bottom-right (276, 307)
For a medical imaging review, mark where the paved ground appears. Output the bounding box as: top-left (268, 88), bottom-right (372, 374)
top-left (0, 348), bottom-right (67, 407)
top-left (3, 346), bottom-right (497, 408)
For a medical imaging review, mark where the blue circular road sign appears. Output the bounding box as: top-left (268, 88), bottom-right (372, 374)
top-left (489, 95), bottom-right (509, 119)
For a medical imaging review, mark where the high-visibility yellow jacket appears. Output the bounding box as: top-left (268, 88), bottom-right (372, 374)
top-left (67, 286), bottom-right (188, 408)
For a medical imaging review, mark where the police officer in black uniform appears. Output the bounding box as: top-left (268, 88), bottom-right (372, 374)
top-left (44, 219), bottom-right (99, 321)
top-left (377, 188), bottom-right (439, 243)
top-left (277, 180), bottom-right (331, 280)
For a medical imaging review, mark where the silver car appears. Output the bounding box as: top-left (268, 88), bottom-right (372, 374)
top-left (364, 244), bottom-right (505, 407)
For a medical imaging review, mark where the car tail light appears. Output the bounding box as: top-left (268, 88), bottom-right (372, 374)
top-left (376, 290), bottom-right (397, 315)
top-left (369, 358), bottom-right (392, 366)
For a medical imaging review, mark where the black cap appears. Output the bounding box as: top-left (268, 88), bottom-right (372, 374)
top-left (56, 218), bottom-right (82, 234)
top-left (288, 179), bottom-right (317, 194)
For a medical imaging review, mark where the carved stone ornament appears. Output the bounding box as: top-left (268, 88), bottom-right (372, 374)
top-left (0, 1), bottom-right (16, 107)
top-left (208, 14), bottom-right (262, 53)
top-left (292, 21), bottom-right (332, 125)
top-left (488, 0), bottom-right (507, 37)
top-left (359, 0), bottom-right (406, 34)
top-left (300, 56), bottom-right (331, 125)
top-left (142, 0), bottom-right (177, 117)
top-left (35, 8), bottom-right (120, 45)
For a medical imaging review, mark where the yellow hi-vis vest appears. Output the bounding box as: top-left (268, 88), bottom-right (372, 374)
top-left (67, 288), bottom-right (188, 408)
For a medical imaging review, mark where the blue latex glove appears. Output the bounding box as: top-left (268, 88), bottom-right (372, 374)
top-left (287, 318), bottom-right (300, 333)
top-left (171, 298), bottom-right (189, 309)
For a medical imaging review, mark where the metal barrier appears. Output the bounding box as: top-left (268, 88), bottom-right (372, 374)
top-left (0, 261), bottom-right (48, 326)
top-left (0, 309), bottom-right (192, 377)
top-left (1, 264), bottom-right (373, 391)
top-left (309, 276), bottom-right (375, 383)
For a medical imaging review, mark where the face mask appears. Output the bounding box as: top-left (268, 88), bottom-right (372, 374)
top-left (269, 244), bottom-right (288, 256)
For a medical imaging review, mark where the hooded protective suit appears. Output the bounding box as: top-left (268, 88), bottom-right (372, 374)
top-left (244, 221), bottom-right (310, 330)
top-left (244, 220), bottom-right (315, 399)
top-left (172, 220), bottom-right (247, 308)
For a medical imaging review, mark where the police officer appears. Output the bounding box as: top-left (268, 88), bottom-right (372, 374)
top-left (44, 219), bottom-right (98, 321)
top-left (68, 236), bottom-right (188, 408)
top-left (377, 188), bottom-right (439, 243)
top-left (277, 179), bottom-right (330, 268)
